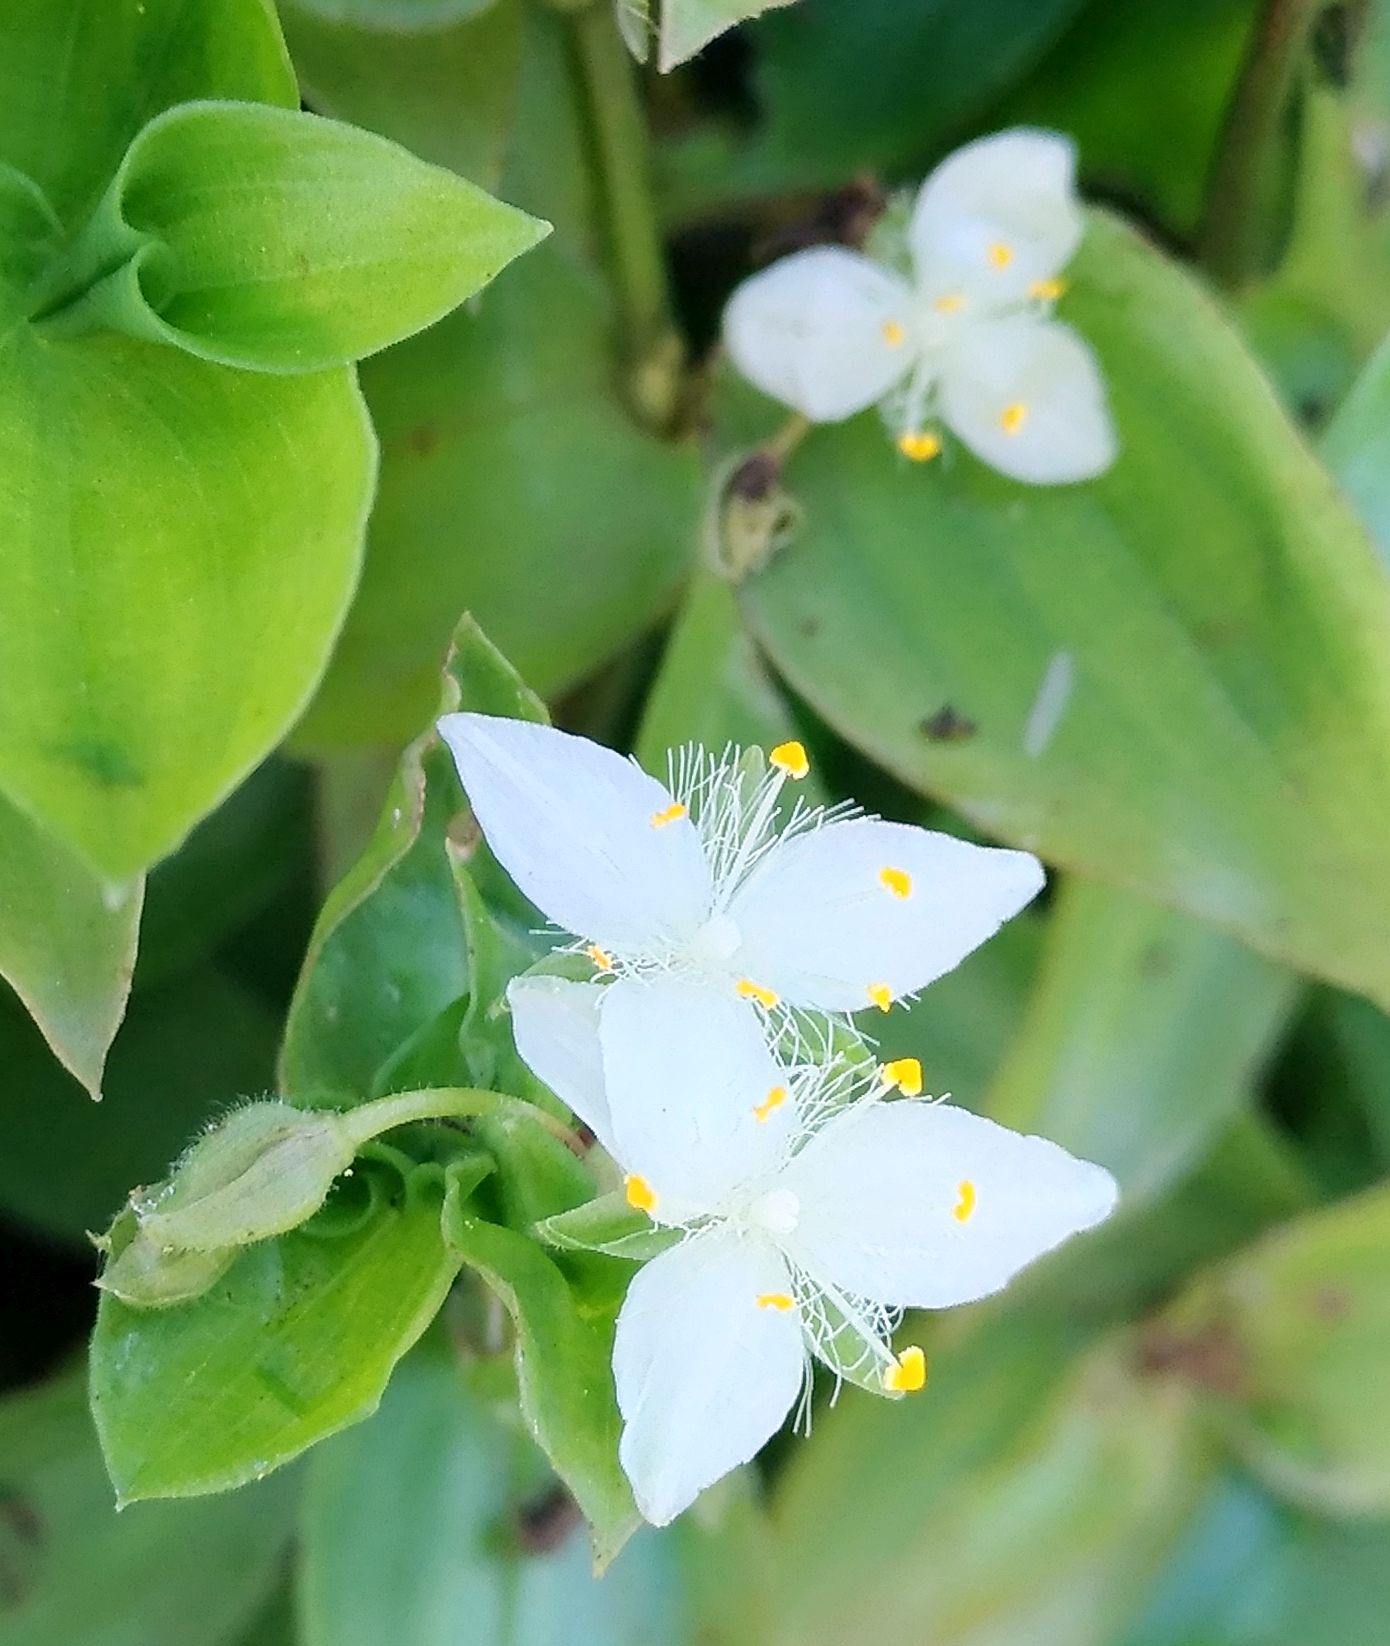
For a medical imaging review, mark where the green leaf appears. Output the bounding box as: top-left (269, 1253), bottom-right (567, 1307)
top-left (0, 0), bottom-right (296, 225)
top-left (622, 0), bottom-right (799, 73)
top-left (1322, 327), bottom-right (1390, 569)
top-left (0, 793), bottom-right (142, 1096)
top-left (0, 330), bottom-right (374, 880)
top-left (48, 101), bottom-right (546, 374)
top-left (536, 1191), bottom-right (680, 1261)
top-left (987, 878), bottom-right (1296, 1209)
top-left (280, 617), bottom-right (544, 1102)
top-left (1158, 1181), bottom-right (1390, 1515)
top-left (737, 211), bottom-right (1390, 1007)
top-left (280, 0), bottom-right (525, 196)
top-left (301, 1343), bottom-right (703, 1646)
top-left (290, 0), bottom-right (498, 28)
top-left (444, 1205), bottom-right (639, 1564)
top-left (0, 962), bottom-right (279, 1246)
top-left (291, 7), bottom-right (701, 747)
top-left (771, 1326), bottom-right (1206, 1646)
top-left (0, 1366), bottom-right (297, 1646)
top-left (89, 1159), bottom-right (462, 1502)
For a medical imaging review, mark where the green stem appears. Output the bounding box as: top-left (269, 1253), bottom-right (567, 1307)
top-left (342, 1087), bottom-right (571, 1150)
top-left (570, 1), bottom-right (683, 429)
top-left (1198, 0), bottom-right (1326, 288)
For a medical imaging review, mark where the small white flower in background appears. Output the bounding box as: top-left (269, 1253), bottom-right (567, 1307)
top-left (722, 128), bottom-right (1117, 485)
top-left (438, 712), bottom-right (1043, 1021)
top-left (509, 973), bottom-right (1118, 1526)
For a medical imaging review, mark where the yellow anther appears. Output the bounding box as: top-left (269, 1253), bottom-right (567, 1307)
top-left (754, 1084), bottom-right (789, 1122)
top-left (737, 978), bottom-right (781, 1010)
top-left (987, 241), bottom-right (1014, 270)
top-left (884, 1345), bottom-right (928, 1393)
top-left (934, 292), bottom-right (966, 314)
top-left (953, 1179), bottom-right (977, 1223)
top-left (770, 740), bottom-right (810, 780)
top-left (625, 1174), bottom-right (658, 1214)
top-left (999, 402), bottom-right (1028, 436)
top-left (649, 802), bottom-right (688, 828)
top-left (897, 431), bottom-right (942, 463)
top-left (757, 1292), bottom-right (795, 1312)
top-left (879, 1057), bottom-right (923, 1097)
top-left (867, 982), bottom-right (894, 1013)
top-left (1029, 276), bottom-right (1066, 301)
top-left (586, 944), bottom-right (614, 973)
top-left (882, 319), bottom-right (906, 346)
top-left (879, 866), bottom-right (912, 899)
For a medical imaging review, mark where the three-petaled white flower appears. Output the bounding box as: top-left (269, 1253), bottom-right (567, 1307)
top-left (723, 128), bottom-right (1117, 484)
top-left (438, 713), bottom-right (1043, 1022)
top-left (509, 973), bottom-right (1118, 1526)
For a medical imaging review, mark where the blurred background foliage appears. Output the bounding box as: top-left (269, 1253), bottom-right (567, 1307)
top-left (5, 0), bottom-right (1390, 1642)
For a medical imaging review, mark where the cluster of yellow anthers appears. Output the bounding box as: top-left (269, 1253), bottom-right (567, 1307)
top-left (440, 710), bottom-right (1118, 1526)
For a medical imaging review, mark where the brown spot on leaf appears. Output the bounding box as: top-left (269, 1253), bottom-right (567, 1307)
top-left (919, 705), bottom-right (977, 743)
top-left (1137, 1319), bottom-right (1248, 1396)
top-left (514, 1483), bottom-right (580, 1554)
top-left (407, 423), bottom-right (441, 458)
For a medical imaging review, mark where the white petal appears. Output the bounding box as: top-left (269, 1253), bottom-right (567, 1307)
top-left (722, 247), bottom-right (914, 423)
top-left (781, 1100), bottom-right (1118, 1310)
top-left (941, 315), bottom-right (1116, 484)
top-left (598, 977), bottom-right (794, 1220)
top-left (437, 714), bottom-right (713, 953)
top-left (614, 1228), bottom-right (803, 1525)
top-left (725, 817), bottom-right (1043, 1014)
top-left (507, 975), bottom-right (613, 1152)
top-left (909, 128), bottom-right (1083, 306)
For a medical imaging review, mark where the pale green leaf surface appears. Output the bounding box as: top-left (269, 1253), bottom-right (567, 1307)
top-left (0, 331), bottom-right (374, 879)
top-left (67, 101), bottom-right (546, 374)
top-left (0, 0), bottom-right (295, 224)
top-left (739, 211), bottom-right (1390, 1005)
top-left (290, 0), bottom-right (498, 28)
top-left (1322, 327), bottom-right (1390, 570)
top-left (0, 1367), bottom-right (297, 1646)
top-left (0, 794), bottom-right (142, 1096)
top-left (90, 1164), bottom-right (461, 1502)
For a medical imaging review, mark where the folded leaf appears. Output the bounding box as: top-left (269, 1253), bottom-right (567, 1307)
top-left (50, 101), bottom-right (547, 374)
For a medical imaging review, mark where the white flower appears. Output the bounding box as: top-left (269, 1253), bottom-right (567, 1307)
top-left (722, 128), bottom-right (1117, 484)
top-left (438, 712), bottom-right (1043, 1021)
top-left (509, 973), bottom-right (1119, 1525)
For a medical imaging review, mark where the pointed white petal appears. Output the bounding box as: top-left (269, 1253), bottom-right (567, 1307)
top-left (725, 817), bottom-right (1043, 1014)
top-left (723, 247), bottom-right (914, 422)
top-left (507, 975), bottom-right (614, 1152)
top-left (437, 714), bottom-right (713, 952)
top-left (781, 1100), bottom-right (1118, 1310)
top-left (615, 1228), bottom-right (803, 1525)
top-left (941, 314), bottom-right (1116, 484)
top-left (598, 977), bottom-right (795, 1219)
top-left (909, 128), bottom-right (1083, 306)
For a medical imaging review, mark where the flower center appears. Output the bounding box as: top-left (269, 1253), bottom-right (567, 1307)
top-left (748, 1188), bottom-right (801, 1237)
top-left (689, 912), bottom-right (742, 965)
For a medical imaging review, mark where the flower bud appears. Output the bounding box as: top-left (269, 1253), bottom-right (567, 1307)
top-left (94, 1209), bottom-right (236, 1309)
top-left (132, 1101), bottom-right (357, 1253)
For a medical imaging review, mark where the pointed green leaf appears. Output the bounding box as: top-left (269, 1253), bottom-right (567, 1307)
top-left (90, 1159), bottom-right (462, 1501)
top-left (0, 793), bottom-right (142, 1095)
top-left (0, 332), bottom-right (374, 878)
top-left (738, 211), bottom-right (1390, 1005)
top-left (52, 101), bottom-right (546, 374)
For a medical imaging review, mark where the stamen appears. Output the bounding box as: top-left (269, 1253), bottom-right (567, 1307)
top-left (754, 1084), bottom-right (788, 1122)
top-left (999, 402), bottom-right (1028, 436)
top-left (625, 1174), bottom-right (658, 1214)
top-left (649, 802), bottom-right (687, 828)
top-left (867, 982), bottom-right (894, 1013)
top-left (884, 1345), bottom-right (927, 1392)
top-left (770, 741), bottom-right (810, 780)
top-left (879, 866), bottom-right (912, 899)
top-left (1029, 277), bottom-right (1066, 301)
top-left (757, 1292), bottom-right (795, 1312)
top-left (737, 978), bottom-right (781, 1009)
top-left (934, 292), bottom-right (966, 314)
top-left (953, 1179), bottom-right (977, 1223)
top-left (878, 1057), bottom-right (923, 1097)
top-left (881, 319), bottom-right (906, 346)
top-left (897, 431), bottom-right (942, 463)
top-left (987, 241), bottom-right (1014, 270)
top-left (586, 944), bottom-right (614, 972)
